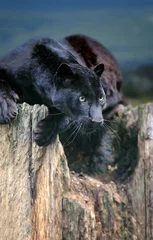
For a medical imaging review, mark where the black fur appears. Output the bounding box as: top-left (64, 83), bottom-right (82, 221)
top-left (0, 37), bottom-right (105, 146)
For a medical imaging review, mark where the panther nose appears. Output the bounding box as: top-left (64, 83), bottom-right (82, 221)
top-left (89, 104), bottom-right (104, 125)
top-left (90, 117), bottom-right (104, 124)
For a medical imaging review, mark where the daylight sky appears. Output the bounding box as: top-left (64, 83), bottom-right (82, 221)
top-left (0, 0), bottom-right (153, 66)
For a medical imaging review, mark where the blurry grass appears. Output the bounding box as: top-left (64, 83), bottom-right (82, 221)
top-left (127, 96), bottom-right (153, 106)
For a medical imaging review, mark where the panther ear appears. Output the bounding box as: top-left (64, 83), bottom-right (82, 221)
top-left (94, 63), bottom-right (104, 77)
top-left (56, 63), bottom-right (75, 77)
top-left (54, 63), bottom-right (75, 87)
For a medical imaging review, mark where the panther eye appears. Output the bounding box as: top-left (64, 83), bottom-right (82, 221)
top-left (99, 95), bottom-right (104, 102)
top-left (79, 96), bottom-right (86, 102)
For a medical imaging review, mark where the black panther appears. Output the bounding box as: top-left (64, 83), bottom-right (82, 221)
top-left (0, 37), bottom-right (105, 146)
top-left (58, 34), bottom-right (127, 172)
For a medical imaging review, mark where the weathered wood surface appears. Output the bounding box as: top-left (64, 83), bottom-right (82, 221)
top-left (127, 104), bottom-right (153, 239)
top-left (0, 103), bottom-right (153, 240)
top-left (0, 104), bottom-right (70, 240)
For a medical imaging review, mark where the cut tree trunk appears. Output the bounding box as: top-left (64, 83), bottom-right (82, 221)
top-left (0, 103), bottom-right (153, 240)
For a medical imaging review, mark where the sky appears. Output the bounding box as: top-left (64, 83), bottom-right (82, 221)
top-left (1, 0), bottom-right (153, 10)
top-left (0, 0), bottom-right (153, 67)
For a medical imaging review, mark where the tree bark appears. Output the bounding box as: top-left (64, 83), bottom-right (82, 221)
top-left (0, 103), bottom-right (153, 240)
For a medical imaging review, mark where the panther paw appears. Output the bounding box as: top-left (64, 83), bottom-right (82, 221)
top-left (0, 90), bottom-right (18, 124)
top-left (33, 117), bottom-right (57, 147)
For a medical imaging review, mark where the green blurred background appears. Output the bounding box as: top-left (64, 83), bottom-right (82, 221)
top-left (0, 0), bottom-right (153, 104)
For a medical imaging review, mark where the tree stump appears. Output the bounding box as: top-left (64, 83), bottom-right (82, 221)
top-left (0, 103), bottom-right (153, 240)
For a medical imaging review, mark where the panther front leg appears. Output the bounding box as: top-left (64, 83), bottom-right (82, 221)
top-left (33, 108), bottom-right (71, 147)
top-left (0, 80), bottom-right (19, 124)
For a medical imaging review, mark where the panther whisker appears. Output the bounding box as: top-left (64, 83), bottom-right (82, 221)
top-left (104, 118), bottom-right (118, 126)
top-left (104, 122), bottom-right (120, 147)
top-left (48, 112), bottom-right (63, 116)
top-left (63, 123), bottom-right (79, 146)
top-left (64, 122), bottom-right (82, 147)
top-left (60, 119), bottom-right (78, 134)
